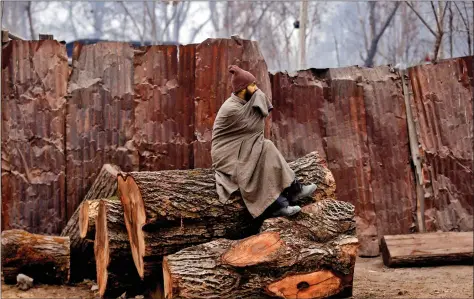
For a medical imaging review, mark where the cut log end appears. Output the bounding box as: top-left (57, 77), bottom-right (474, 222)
top-left (94, 200), bottom-right (110, 298)
top-left (221, 232), bottom-right (284, 267)
top-left (79, 200), bottom-right (90, 238)
top-left (117, 174), bottom-right (146, 279)
top-left (266, 270), bottom-right (343, 299)
top-left (163, 258), bottom-right (172, 299)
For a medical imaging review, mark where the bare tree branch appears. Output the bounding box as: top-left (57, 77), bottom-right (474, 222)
top-left (26, 2), bottom-right (35, 39)
top-left (405, 2), bottom-right (437, 37)
top-left (120, 2), bottom-right (144, 43)
top-left (364, 2), bottom-right (400, 67)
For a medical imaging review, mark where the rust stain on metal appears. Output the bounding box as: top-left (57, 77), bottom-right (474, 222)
top-left (270, 69), bottom-right (328, 162)
top-left (66, 42), bottom-right (138, 220)
top-left (324, 66), bottom-right (415, 256)
top-left (1, 40), bottom-right (68, 234)
top-left (193, 38), bottom-right (272, 168)
top-left (133, 45), bottom-right (195, 171)
top-left (408, 57), bottom-right (473, 232)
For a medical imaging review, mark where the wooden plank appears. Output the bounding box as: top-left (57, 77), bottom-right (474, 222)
top-left (381, 232), bottom-right (473, 267)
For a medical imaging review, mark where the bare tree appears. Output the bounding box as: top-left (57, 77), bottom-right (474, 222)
top-left (454, 2), bottom-right (472, 55)
top-left (363, 2), bottom-right (401, 67)
top-left (406, 1), bottom-right (448, 62)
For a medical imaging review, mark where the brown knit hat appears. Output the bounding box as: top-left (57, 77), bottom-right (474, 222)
top-left (228, 65), bottom-right (257, 93)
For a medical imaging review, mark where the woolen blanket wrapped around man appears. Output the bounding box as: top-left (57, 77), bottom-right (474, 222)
top-left (211, 89), bottom-right (295, 217)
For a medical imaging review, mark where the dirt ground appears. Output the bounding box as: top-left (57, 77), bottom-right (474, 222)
top-left (2, 257), bottom-right (472, 298)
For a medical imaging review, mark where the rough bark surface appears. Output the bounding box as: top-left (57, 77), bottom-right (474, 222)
top-left (381, 232), bottom-right (474, 267)
top-left (164, 200), bottom-right (357, 299)
top-left (83, 164), bottom-right (121, 202)
top-left (118, 151), bottom-right (336, 278)
top-left (1, 229), bottom-right (70, 285)
top-left (94, 198), bottom-right (141, 298)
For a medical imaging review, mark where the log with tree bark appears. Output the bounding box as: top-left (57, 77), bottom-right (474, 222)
top-left (94, 198), bottom-right (142, 298)
top-left (117, 151), bottom-right (336, 279)
top-left (163, 199), bottom-right (358, 299)
top-left (381, 232), bottom-right (474, 267)
top-left (60, 164), bottom-right (121, 282)
top-left (1, 229), bottom-right (70, 285)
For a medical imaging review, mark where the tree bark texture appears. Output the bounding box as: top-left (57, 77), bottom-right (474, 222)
top-left (163, 199), bottom-right (358, 299)
top-left (118, 151), bottom-right (336, 279)
top-left (1, 229), bottom-right (70, 285)
top-left (381, 232), bottom-right (473, 267)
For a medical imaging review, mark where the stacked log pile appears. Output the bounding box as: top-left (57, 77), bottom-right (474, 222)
top-left (2, 152), bottom-right (359, 299)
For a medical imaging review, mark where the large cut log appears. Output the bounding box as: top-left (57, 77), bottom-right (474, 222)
top-left (118, 151), bottom-right (336, 279)
top-left (1, 229), bottom-right (70, 285)
top-left (61, 164), bottom-right (121, 282)
top-left (381, 232), bottom-right (474, 267)
top-left (95, 198), bottom-right (141, 298)
top-left (163, 199), bottom-right (358, 299)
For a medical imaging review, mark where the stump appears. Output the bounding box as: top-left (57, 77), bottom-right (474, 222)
top-left (94, 198), bottom-right (141, 298)
top-left (61, 164), bottom-right (121, 282)
top-left (118, 151), bottom-right (336, 279)
top-left (163, 200), bottom-right (358, 299)
top-left (1, 229), bottom-right (70, 285)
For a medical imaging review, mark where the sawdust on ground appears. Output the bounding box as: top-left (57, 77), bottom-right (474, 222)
top-left (2, 258), bottom-right (472, 298)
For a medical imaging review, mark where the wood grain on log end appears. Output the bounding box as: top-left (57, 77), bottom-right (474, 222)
top-left (95, 200), bottom-right (110, 298)
top-left (117, 174), bottom-right (146, 279)
top-left (221, 231), bottom-right (284, 267)
top-left (79, 199), bottom-right (99, 239)
top-left (266, 270), bottom-right (343, 299)
top-left (163, 257), bottom-right (172, 299)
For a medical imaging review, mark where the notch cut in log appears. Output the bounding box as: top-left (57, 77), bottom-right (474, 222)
top-left (1, 229), bottom-right (70, 285)
top-left (118, 151), bottom-right (336, 279)
top-left (381, 232), bottom-right (474, 267)
top-left (61, 164), bottom-right (121, 282)
top-left (95, 198), bottom-right (141, 298)
top-left (163, 199), bottom-right (358, 299)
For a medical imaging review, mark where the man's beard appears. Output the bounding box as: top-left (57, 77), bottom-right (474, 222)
top-left (244, 89), bottom-right (254, 101)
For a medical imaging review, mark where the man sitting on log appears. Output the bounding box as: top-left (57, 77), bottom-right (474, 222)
top-left (211, 65), bottom-right (317, 218)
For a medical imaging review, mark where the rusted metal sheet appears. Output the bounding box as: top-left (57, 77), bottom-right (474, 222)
top-left (133, 45), bottom-right (195, 170)
top-left (325, 66), bottom-right (416, 256)
top-left (408, 57), bottom-right (473, 232)
top-left (66, 42), bottom-right (138, 219)
top-left (269, 69), bottom-right (328, 162)
top-left (193, 38), bottom-right (272, 168)
top-left (1, 40), bottom-right (68, 234)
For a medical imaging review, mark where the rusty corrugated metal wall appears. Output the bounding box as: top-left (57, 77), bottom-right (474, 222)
top-left (269, 70), bottom-right (328, 162)
top-left (66, 42), bottom-right (138, 220)
top-left (1, 40), bottom-right (68, 233)
top-left (133, 45), bottom-right (196, 171)
top-left (2, 38), bottom-right (472, 249)
top-left (408, 57), bottom-right (474, 232)
top-left (193, 38), bottom-right (272, 168)
top-left (270, 66), bottom-right (417, 256)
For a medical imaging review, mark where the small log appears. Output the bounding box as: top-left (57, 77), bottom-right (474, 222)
top-left (118, 151), bottom-right (336, 279)
top-left (163, 200), bottom-right (358, 299)
top-left (2, 30), bottom-right (9, 43)
top-left (61, 164), bottom-right (121, 282)
top-left (95, 198), bottom-right (141, 298)
top-left (381, 232), bottom-right (474, 267)
top-left (1, 229), bottom-right (70, 285)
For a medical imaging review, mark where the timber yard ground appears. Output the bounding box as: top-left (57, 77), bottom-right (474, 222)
top-left (2, 258), bottom-right (473, 299)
